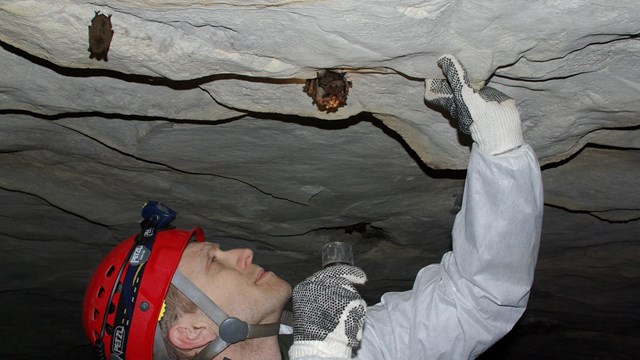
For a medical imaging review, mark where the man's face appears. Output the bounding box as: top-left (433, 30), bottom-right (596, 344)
top-left (178, 242), bottom-right (292, 326)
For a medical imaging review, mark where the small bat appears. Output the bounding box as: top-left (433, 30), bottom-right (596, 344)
top-left (303, 70), bottom-right (352, 113)
top-left (88, 11), bottom-right (114, 61)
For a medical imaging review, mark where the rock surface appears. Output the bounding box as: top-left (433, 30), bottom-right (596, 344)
top-left (0, 1), bottom-right (639, 359)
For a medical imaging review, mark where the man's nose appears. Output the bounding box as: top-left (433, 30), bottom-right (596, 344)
top-left (231, 248), bottom-right (253, 271)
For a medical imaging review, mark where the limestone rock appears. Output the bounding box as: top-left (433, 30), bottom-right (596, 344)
top-left (0, 1), bottom-right (639, 359)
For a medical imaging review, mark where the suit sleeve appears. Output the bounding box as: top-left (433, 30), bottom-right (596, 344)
top-left (354, 144), bottom-right (544, 359)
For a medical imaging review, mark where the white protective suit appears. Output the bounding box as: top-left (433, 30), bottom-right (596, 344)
top-left (288, 142), bottom-right (543, 360)
top-left (352, 143), bottom-right (544, 359)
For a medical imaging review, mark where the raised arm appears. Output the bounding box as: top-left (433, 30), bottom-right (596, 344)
top-left (356, 55), bottom-right (543, 359)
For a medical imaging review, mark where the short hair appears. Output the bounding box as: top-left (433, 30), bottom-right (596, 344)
top-left (159, 283), bottom-right (199, 360)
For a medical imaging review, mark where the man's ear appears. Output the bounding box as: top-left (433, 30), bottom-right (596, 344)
top-left (167, 312), bottom-right (217, 350)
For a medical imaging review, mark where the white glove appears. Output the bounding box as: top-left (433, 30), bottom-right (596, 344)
top-left (289, 264), bottom-right (367, 359)
top-left (425, 55), bottom-right (524, 155)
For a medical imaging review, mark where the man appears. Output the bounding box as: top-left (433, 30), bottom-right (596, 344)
top-left (83, 54), bottom-right (543, 359)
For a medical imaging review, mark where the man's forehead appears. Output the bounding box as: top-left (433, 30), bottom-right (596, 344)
top-left (179, 242), bottom-right (220, 269)
top-left (186, 241), bottom-right (220, 254)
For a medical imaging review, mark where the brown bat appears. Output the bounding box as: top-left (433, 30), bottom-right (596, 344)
top-left (88, 11), bottom-right (114, 61)
top-left (303, 70), bottom-right (352, 113)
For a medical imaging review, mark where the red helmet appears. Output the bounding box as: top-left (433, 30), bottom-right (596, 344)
top-left (83, 226), bottom-right (204, 359)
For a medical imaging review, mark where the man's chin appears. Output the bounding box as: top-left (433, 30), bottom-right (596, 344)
top-left (279, 278), bottom-right (293, 300)
top-left (269, 272), bottom-right (292, 293)
top-left (275, 278), bottom-right (293, 303)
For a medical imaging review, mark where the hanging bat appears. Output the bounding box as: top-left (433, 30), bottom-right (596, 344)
top-left (88, 11), bottom-right (114, 61)
top-left (303, 70), bottom-right (352, 113)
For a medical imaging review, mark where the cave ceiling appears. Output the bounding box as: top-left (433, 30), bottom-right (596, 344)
top-left (0, 1), bottom-right (639, 359)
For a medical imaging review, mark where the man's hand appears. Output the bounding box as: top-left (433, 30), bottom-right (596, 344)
top-left (425, 55), bottom-right (524, 155)
top-left (289, 264), bottom-right (367, 359)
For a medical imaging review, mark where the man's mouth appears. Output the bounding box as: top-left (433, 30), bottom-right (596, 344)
top-left (255, 267), bottom-right (266, 283)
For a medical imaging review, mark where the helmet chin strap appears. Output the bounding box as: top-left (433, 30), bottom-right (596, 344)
top-left (158, 270), bottom-right (290, 360)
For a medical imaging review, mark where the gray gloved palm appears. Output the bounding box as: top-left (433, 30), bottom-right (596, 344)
top-left (425, 55), bottom-right (524, 155)
top-left (289, 264), bottom-right (367, 359)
